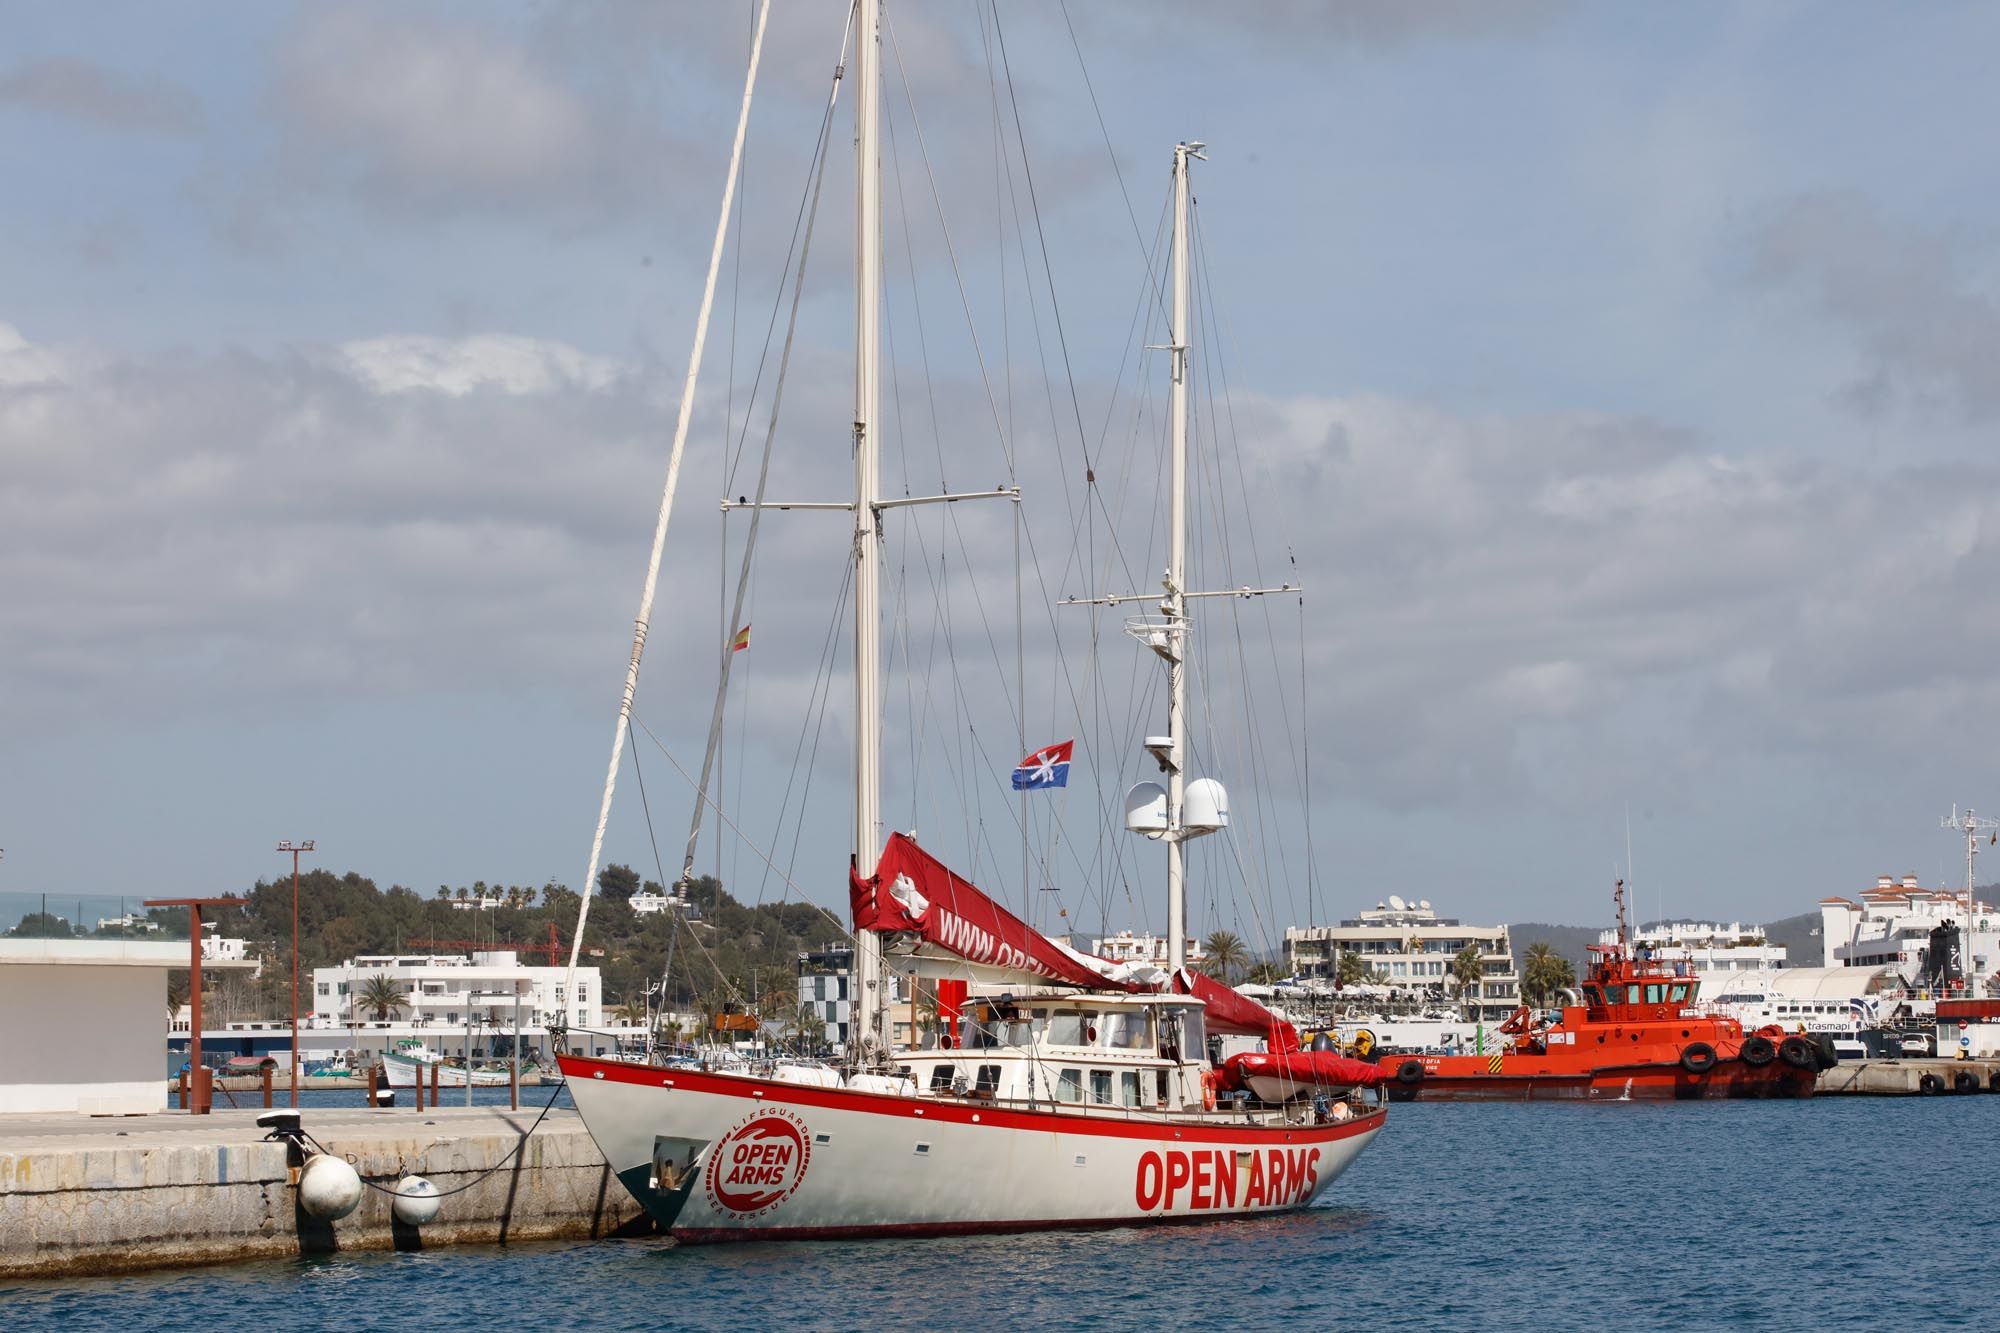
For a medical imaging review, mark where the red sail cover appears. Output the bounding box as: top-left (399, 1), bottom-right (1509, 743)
top-left (850, 833), bottom-right (1142, 993)
top-left (1172, 968), bottom-right (1300, 1048)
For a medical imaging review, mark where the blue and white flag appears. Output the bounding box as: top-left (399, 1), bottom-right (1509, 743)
top-left (1011, 739), bottom-right (1074, 790)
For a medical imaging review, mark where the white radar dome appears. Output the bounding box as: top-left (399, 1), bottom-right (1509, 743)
top-left (1182, 778), bottom-right (1230, 836)
top-left (1124, 782), bottom-right (1168, 835)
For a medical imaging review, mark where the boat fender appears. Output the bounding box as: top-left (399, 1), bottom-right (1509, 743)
top-left (1952, 1071), bottom-right (1979, 1095)
top-left (1989, 1070), bottom-right (2000, 1093)
top-left (1201, 1069), bottom-right (1218, 1112)
top-left (1395, 1059), bottom-right (1424, 1086)
top-left (1811, 1036), bottom-right (1839, 1072)
top-left (1678, 1042), bottom-right (1717, 1075)
top-left (391, 1175), bottom-right (442, 1227)
top-left (298, 1152), bottom-right (364, 1221)
top-left (1778, 1036), bottom-right (1816, 1071)
top-left (1739, 1035), bottom-right (1776, 1067)
top-left (1919, 1072), bottom-right (1945, 1096)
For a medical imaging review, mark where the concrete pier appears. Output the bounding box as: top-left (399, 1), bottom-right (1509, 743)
top-left (0, 1105), bottom-right (651, 1280)
top-left (1816, 1057), bottom-right (2000, 1096)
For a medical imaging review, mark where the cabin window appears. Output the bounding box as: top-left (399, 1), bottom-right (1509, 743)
top-left (1101, 1011), bottom-right (1152, 1051)
top-left (1121, 1070), bottom-right (1142, 1107)
top-left (1668, 984), bottom-right (1690, 1003)
top-left (1582, 986), bottom-right (1603, 1007)
top-left (1046, 1011), bottom-right (1088, 1046)
top-left (1056, 1068), bottom-right (1084, 1103)
top-left (929, 1064), bottom-right (956, 1094)
top-left (1645, 984), bottom-right (1666, 1005)
top-left (1089, 1070), bottom-right (1114, 1105)
top-left (1623, 985), bottom-right (1643, 1005)
top-left (974, 1064), bottom-right (1002, 1095)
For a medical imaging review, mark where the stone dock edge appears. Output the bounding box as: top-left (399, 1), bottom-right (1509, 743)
top-left (0, 1107), bottom-right (655, 1281)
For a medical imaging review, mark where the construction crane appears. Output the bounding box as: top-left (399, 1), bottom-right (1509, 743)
top-left (408, 920), bottom-right (566, 968)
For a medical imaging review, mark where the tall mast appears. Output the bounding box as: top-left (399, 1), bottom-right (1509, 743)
top-left (1166, 141), bottom-right (1202, 974)
top-left (851, 0), bottom-right (885, 1052)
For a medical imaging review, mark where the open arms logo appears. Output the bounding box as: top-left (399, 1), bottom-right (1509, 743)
top-left (705, 1108), bottom-right (812, 1218)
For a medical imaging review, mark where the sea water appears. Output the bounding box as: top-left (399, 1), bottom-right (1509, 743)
top-left (4, 1096), bottom-right (1992, 1330)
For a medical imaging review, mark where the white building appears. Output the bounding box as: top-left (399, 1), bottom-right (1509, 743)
top-left (0, 937), bottom-right (187, 1113)
top-left (1283, 897), bottom-right (1519, 1022)
top-left (630, 887), bottom-right (701, 918)
top-left (311, 950), bottom-right (605, 1034)
top-left (1600, 921), bottom-right (1787, 972)
top-left (1089, 931), bottom-right (1208, 969)
top-left (1820, 874), bottom-right (2000, 991)
top-left (797, 945), bottom-right (911, 1053)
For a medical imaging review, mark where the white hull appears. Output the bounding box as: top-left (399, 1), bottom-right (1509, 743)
top-left (561, 1054), bottom-right (1383, 1241)
top-left (382, 1053), bottom-right (513, 1088)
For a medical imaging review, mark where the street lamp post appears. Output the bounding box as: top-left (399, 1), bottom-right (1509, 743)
top-left (277, 839), bottom-right (315, 1107)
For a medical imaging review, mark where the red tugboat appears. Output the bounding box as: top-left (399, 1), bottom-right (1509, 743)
top-left (1385, 881), bottom-right (1832, 1102)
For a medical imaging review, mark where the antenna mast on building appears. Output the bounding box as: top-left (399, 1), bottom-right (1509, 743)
top-left (1939, 806), bottom-right (1997, 994)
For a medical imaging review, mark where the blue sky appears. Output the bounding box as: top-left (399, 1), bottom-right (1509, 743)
top-left (5, 1), bottom-right (2000, 950)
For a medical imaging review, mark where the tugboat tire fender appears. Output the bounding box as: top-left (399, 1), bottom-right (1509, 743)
top-left (1778, 1036), bottom-right (1816, 1071)
top-left (1395, 1059), bottom-right (1424, 1086)
top-left (1678, 1042), bottom-right (1717, 1075)
top-left (1739, 1035), bottom-right (1776, 1067)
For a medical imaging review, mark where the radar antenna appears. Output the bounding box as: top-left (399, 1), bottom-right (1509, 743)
top-left (1939, 806), bottom-right (1998, 995)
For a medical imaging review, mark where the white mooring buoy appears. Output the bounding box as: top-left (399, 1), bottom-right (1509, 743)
top-left (298, 1152), bottom-right (365, 1220)
top-left (391, 1175), bottom-right (442, 1226)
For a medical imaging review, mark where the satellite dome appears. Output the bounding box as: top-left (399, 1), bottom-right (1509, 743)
top-left (1388, 894), bottom-right (1407, 912)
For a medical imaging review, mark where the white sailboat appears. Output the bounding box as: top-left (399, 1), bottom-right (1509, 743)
top-left (559, 0), bottom-right (1384, 1241)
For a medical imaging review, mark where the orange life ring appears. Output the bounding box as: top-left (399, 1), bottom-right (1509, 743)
top-left (1201, 1069), bottom-right (1218, 1112)
top-left (1655, 1007), bottom-right (1666, 1020)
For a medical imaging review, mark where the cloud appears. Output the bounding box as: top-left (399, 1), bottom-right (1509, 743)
top-left (273, 7), bottom-right (601, 213)
top-left (1751, 191), bottom-right (2000, 424)
top-left (1221, 392), bottom-right (2000, 808)
top-left (0, 56), bottom-right (200, 133)
top-left (341, 335), bottom-right (623, 396)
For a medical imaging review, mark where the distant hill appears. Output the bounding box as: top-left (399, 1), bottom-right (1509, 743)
top-left (1508, 923), bottom-right (1604, 970)
top-left (1511, 911), bottom-right (1824, 971)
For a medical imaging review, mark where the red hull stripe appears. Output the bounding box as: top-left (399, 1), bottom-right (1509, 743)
top-left (672, 1210), bottom-right (1297, 1245)
top-left (560, 1055), bottom-right (1383, 1147)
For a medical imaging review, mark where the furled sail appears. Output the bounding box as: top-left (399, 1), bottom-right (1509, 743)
top-left (1172, 967), bottom-right (1300, 1048)
top-left (850, 833), bottom-right (1144, 993)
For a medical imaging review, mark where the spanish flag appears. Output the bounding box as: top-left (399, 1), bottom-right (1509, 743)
top-left (730, 624), bottom-right (751, 653)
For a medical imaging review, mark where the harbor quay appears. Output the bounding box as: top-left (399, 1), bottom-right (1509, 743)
top-left (0, 1105), bottom-right (651, 1281)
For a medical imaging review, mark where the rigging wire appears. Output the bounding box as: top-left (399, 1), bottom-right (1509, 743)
top-left (677, 42), bottom-right (845, 888)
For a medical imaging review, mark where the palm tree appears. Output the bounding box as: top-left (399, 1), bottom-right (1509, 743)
top-left (614, 998), bottom-right (647, 1027)
top-left (455, 887), bottom-right (470, 904)
top-left (360, 974), bottom-right (407, 1021)
top-left (435, 886), bottom-right (452, 902)
top-left (1335, 950), bottom-right (1376, 987)
top-left (1451, 944), bottom-right (1486, 1016)
top-left (1201, 930), bottom-right (1248, 984)
top-left (1246, 961), bottom-right (1285, 985)
top-left (1522, 942), bottom-right (1577, 1009)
